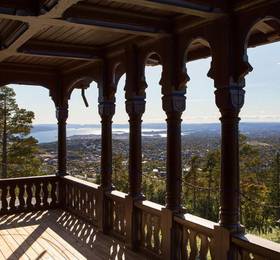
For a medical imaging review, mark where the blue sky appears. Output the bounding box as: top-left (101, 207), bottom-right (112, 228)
top-left (11, 41), bottom-right (280, 124)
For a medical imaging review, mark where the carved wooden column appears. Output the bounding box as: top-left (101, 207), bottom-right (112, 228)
top-left (125, 96), bottom-right (145, 249)
top-left (209, 17), bottom-right (251, 259)
top-left (99, 99), bottom-right (115, 190)
top-left (97, 98), bottom-right (115, 233)
top-left (126, 97), bottom-right (145, 198)
top-left (123, 45), bottom-right (147, 249)
top-left (215, 86), bottom-right (245, 232)
top-left (162, 93), bottom-right (186, 212)
top-left (56, 104), bottom-right (68, 176)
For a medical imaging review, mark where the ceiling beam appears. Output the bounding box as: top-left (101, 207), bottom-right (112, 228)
top-left (113, 0), bottom-right (225, 18)
top-left (63, 3), bottom-right (171, 36)
top-left (0, 62), bottom-right (57, 87)
top-left (18, 40), bottom-right (103, 60)
top-left (0, 0), bottom-right (81, 62)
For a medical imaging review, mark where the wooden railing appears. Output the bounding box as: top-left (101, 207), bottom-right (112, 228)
top-left (61, 176), bottom-right (99, 226)
top-left (0, 175), bottom-right (280, 260)
top-left (174, 214), bottom-right (216, 260)
top-left (135, 200), bottom-right (163, 257)
top-left (232, 233), bottom-right (280, 260)
top-left (0, 175), bottom-right (59, 215)
top-left (107, 190), bottom-right (127, 240)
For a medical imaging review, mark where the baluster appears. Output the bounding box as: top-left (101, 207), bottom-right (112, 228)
top-left (84, 190), bottom-right (89, 219)
top-left (88, 191), bottom-right (93, 221)
top-left (115, 202), bottom-right (120, 232)
top-left (189, 230), bottom-right (198, 260)
top-left (50, 180), bottom-right (57, 208)
top-left (120, 202), bottom-right (125, 235)
top-left (93, 193), bottom-right (97, 222)
top-left (209, 237), bottom-right (215, 259)
top-left (1, 185), bottom-right (8, 214)
top-left (25, 182), bottom-right (33, 210)
top-left (78, 186), bottom-right (81, 212)
top-left (34, 182), bottom-right (41, 208)
top-left (146, 214), bottom-right (152, 250)
top-left (73, 184), bottom-right (77, 210)
top-left (199, 234), bottom-right (209, 260)
top-left (80, 187), bottom-right (85, 216)
top-left (9, 183), bottom-right (16, 212)
top-left (154, 216), bottom-right (160, 253)
top-left (42, 181), bottom-right (48, 207)
top-left (142, 212), bottom-right (147, 247)
top-left (65, 182), bottom-right (69, 208)
top-left (182, 228), bottom-right (190, 259)
top-left (17, 183), bottom-right (25, 210)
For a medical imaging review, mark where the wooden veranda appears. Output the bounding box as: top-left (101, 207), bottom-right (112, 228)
top-left (0, 0), bottom-right (280, 259)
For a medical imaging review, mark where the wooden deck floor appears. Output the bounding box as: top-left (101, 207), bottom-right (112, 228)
top-left (0, 210), bottom-right (145, 260)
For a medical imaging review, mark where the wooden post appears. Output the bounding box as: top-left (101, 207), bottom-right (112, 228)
top-left (126, 98), bottom-right (145, 198)
top-left (161, 92), bottom-right (186, 259)
top-left (125, 97), bottom-right (145, 249)
top-left (162, 93), bottom-right (185, 212)
top-left (97, 99), bottom-right (115, 233)
top-left (215, 86), bottom-right (244, 233)
top-left (99, 100), bottom-right (115, 191)
top-left (56, 105), bottom-right (68, 176)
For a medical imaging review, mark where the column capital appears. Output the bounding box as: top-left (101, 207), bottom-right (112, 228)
top-left (56, 106), bottom-right (68, 122)
top-left (98, 100), bottom-right (115, 118)
top-left (215, 86), bottom-right (245, 114)
top-left (162, 93), bottom-right (186, 114)
top-left (125, 97), bottom-right (145, 117)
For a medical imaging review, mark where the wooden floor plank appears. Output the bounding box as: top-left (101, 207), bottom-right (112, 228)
top-left (0, 232), bottom-right (14, 259)
top-left (22, 225), bottom-right (53, 260)
top-left (0, 210), bottom-right (146, 260)
top-left (8, 227), bottom-right (39, 259)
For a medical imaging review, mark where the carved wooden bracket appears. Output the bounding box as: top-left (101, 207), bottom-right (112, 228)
top-left (162, 93), bottom-right (186, 114)
top-left (98, 100), bottom-right (116, 118)
top-left (215, 86), bottom-right (245, 113)
top-left (125, 97), bottom-right (146, 116)
top-left (56, 107), bottom-right (69, 122)
top-left (125, 45), bottom-right (147, 99)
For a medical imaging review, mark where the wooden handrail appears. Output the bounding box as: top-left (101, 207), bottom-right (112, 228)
top-left (61, 175), bottom-right (99, 189)
top-left (232, 233), bottom-right (280, 260)
top-left (0, 174), bottom-right (57, 182)
top-left (174, 213), bottom-right (216, 235)
top-left (135, 200), bottom-right (163, 216)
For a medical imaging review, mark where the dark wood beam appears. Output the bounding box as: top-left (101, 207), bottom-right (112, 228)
top-left (63, 3), bottom-right (171, 36)
top-left (1, 23), bottom-right (29, 49)
top-left (0, 0), bottom-right (81, 62)
top-left (19, 40), bottom-right (103, 61)
top-left (0, 0), bottom-right (57, 15)
top-left (113, 0), bottom-right (225, 18)
top-left (0, 62), bottom-right (57, 87)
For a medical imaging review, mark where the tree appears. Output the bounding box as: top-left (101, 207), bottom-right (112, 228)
top-left (0, 86), bottom-right (42, 178)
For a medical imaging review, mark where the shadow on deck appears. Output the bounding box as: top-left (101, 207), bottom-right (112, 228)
top-left (0, 210), bottom-right (145, 260)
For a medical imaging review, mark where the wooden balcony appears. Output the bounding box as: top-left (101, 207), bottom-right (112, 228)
top-left (0, 175), bottom-right (279, 260)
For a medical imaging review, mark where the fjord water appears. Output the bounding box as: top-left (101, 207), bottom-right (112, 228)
top-left (31, 123), bottom-right (280, 143)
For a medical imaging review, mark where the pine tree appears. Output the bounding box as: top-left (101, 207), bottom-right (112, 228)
top-left (0, 86), bottom-right (42, 178)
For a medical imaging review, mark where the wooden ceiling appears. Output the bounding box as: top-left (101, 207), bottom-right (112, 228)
top-left (0, 0), bottom-right (279, 73)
